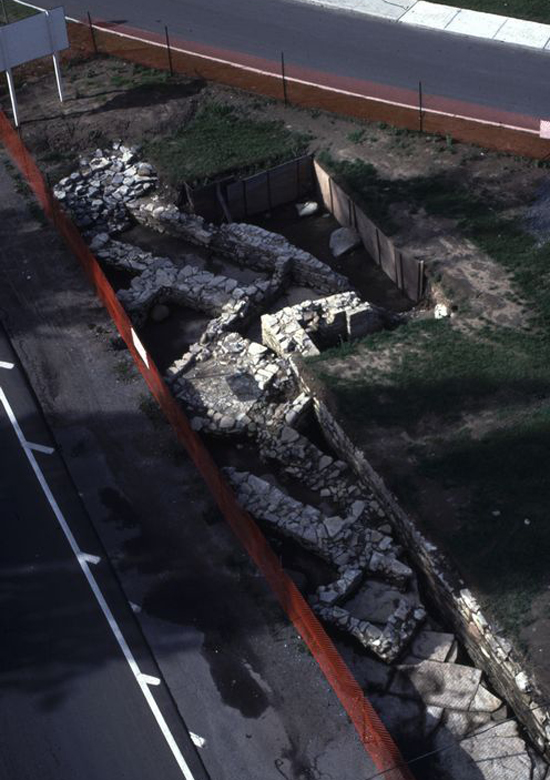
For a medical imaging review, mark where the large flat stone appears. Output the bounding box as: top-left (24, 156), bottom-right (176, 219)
top-left (391, 660), bottom-right (481, 709)
top-left (345, 580), bottom-right (419, 624)
top-left (405, 630), bottom-right (456, 663)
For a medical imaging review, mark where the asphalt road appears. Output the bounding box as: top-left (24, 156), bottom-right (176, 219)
top-left (0, 326), bottom-right (208, 780)
top-left (25, 0), bottom-right (550, 121)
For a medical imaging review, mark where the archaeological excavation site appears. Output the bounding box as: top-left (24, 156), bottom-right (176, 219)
top-left (45, 132), bottom-right (550, 779)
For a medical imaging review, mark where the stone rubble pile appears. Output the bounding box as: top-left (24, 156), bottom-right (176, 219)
top-left (167, 333), bottom-right (294, 437)
top-left (262, 291), bottom-right (389, 358)
top-left (224, 467), bottom-right (422, 661)
top-left (53, 142), bottom-right (157, 234)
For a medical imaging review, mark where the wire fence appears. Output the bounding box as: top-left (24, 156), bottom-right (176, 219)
top-left (0, 105), bottom-right (416, 780)
top-left (60, 14), bottom-right (550, 160)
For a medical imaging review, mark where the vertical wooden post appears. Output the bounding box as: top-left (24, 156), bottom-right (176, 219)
top-left (418, 80), bottom-right (424, 133)
top-left (87, 11), bottom-right (98, 54)
top-left (165, 25), bottom-right (174, 76)
top-left (281, 51), bottom-right (288, 106)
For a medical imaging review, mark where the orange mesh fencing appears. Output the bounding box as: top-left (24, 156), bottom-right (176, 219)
top-left (62, 15), bottom-right (550, 160)
top-left (0, 107), bottom-right (416, 780)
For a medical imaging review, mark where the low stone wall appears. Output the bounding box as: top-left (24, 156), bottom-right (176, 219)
top-left (293, 360), bottom-right (550, 760)
top-left (213, 223), bottom-right (351, 294)
top-left (261, 291), bottom-right (386, 359)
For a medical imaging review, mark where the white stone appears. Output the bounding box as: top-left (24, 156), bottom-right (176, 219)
top-left (434, 303), bottom-right (449, 319)
top-left (329, 227), bottom-right (362, 258)
top-left (296, 201), bottom-right (319, 218)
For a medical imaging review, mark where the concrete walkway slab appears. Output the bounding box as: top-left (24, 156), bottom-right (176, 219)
top-left (446, 8), bottom-right (507, 38)
top-left (399, 1), bottom-right (460, 30)
top-left (354, 0), bottom-right (415, 21)
top-left (494, 17), bottom-right (550, 49)
top-left (295, 0), bottom-right (550, 54)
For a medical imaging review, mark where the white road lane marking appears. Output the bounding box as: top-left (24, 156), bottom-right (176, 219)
top-left (25, 441), bottom-right (55, 455)
top-left (139, 673), bottom-right (162, 687)
top-left (0, 385), bottom-right (197, 780)
top-left (0, 361), bottom-right (14, 370)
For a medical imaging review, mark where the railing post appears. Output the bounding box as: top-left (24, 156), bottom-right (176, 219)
top-left (281, 51), bottom-right (288, 106)
top-left (87, 11), bottom-right (98, 55)
top-left (165, 25), bottom-right (174, 76)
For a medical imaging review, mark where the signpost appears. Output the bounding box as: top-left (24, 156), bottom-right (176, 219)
top-left (0, 6), bottom-right (69, 126)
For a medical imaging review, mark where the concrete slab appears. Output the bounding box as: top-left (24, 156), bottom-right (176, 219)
top-left (354, 0), bottom-right (415, 21)
top-left (399, 1), bottom-right (460, 30)
top-left (494, 17), bottom-right (550, 49)
top-left (446, 9), bottom-right (507, 39)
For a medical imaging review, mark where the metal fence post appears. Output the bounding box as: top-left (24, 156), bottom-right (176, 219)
top-left (281, 51), bottom-right (288, 106)
top-left (87, 11), bottom-right (98, 55)
top-left (165, 25), bottom-right (174, 76)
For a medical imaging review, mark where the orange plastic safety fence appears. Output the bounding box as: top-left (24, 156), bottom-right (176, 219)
top-left (62, 16), bottom-right (550, 160)
top-left (0, 107), bottom-right (416, 780)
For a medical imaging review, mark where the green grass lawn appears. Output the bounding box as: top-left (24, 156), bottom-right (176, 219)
top-left (310, 155), bottom-right (550, 639)
top-left (429, 0), bottom-right (550, 24)
top-left (145, 102), bottom-right (310, 187)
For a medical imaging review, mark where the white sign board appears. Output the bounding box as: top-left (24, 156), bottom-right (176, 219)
top-left (0, 7), bottom-right (68, 127)
top-left (0, 7), bottom-right (68, 71)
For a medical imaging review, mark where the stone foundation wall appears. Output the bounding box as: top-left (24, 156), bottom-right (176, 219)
top-left (293, 360), bottom-right (550, 759)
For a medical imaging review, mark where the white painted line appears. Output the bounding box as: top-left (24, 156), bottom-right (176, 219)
top-left (139, 673), bottom-right (162, 687)
top-left (78, 552), bottom-right (101, 565)
top-left (25, 441), bottom-right (55, 455)
top-left (0, 361), bottom-right (14, 370)
top-left (70, 17), bottom-right (539, 136)
top-left (190, 733), bottom-right (206, 749)
top-left (0, 384), bottom-right (196, 780)
top-left (131, 328), bottom-right (149, 368)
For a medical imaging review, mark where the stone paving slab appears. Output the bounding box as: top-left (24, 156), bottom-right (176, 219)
top-left (405, 630), bottom-right (456, 663)
top-left (391, 659), bottom-right (482, 709)
top-left (445, 8), bottom-right (507, 38)
top-left (494, 17), bottom-right (550, 49)
top-left (399, 1), bottom-right (460, 29)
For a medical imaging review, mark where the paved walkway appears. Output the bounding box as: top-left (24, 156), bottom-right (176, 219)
top-left (296, 0), bottom-right (550, 51)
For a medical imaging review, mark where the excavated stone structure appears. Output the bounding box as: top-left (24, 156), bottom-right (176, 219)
top-left (53, 146), bottom-right (550, 778)
top-left (262, 292), bottom-right (389, 358)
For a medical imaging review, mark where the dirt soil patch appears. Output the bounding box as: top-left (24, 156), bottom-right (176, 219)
top-left (10, 51), bottom-right (550, 700)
